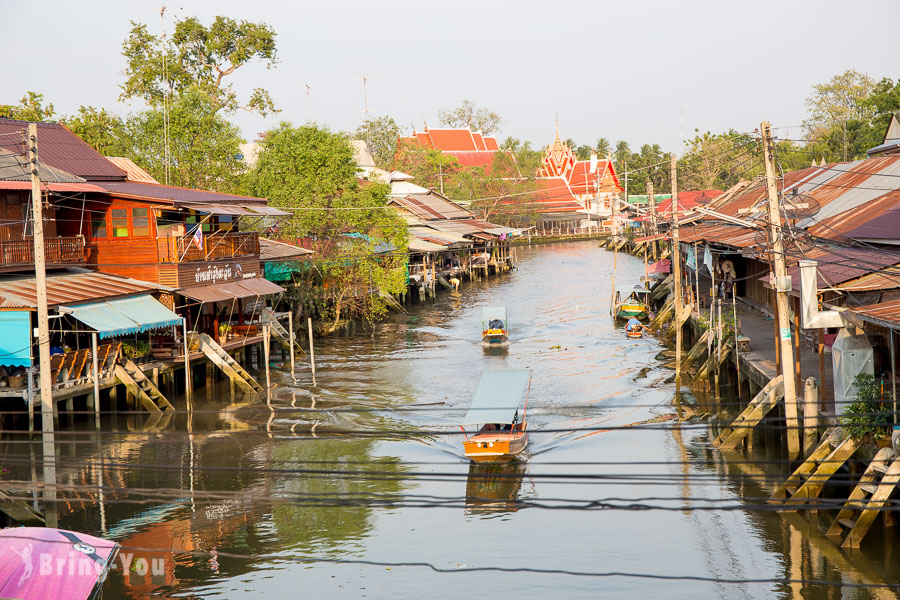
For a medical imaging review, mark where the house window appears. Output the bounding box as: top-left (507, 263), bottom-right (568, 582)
top-left (111, 208), bottom-right (128, 238)
top-left (91, 217), bottom-right (107, 238)
top-left (132, 207), bottom-right (150, 237)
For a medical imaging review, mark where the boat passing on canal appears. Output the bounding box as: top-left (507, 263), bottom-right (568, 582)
top-left (481, 306), bottom-right (509, 345)
top-left (461, 370), bottom-right (531, 461)
top-left (0, 527), bottom-right (119, 600)
top-left (613, 285), bottom-right (650, 320)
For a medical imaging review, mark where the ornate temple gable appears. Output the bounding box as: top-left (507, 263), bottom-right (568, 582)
top-left (539, 128), bottom-right (577, 180)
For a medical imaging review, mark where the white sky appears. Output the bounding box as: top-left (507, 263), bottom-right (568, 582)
top-left (5, 0), bottom-right (898, 154)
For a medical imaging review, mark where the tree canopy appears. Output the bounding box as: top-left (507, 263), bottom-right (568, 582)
top-left (121, 15), bottom-right (278, 115)
top-left (354, 116), bottom-right (401, 169)
top-left (438, 100), bottom-right (502, 135)
top-left (0, 92), bottom-right (55, 121)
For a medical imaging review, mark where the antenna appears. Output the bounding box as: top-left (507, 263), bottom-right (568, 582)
top-left (161, 5), bottom-right (170, 185)
top-left (362, 76), bottom-right (369, 121)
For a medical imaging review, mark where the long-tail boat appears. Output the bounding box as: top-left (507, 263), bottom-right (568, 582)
top-left (461, 370), bottom-right (531, 461)
top-left (481, 307), bottom-right (509, 345)
top-left (613, 285), bottom-right (651, 320)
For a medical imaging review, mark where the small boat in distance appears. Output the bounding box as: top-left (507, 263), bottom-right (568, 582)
top-left (461, 370), bottom-right (531, 462)
top-left (613, 285), bottom-right (651, 320)
top-left (481, 306), bottom-right (509, 345)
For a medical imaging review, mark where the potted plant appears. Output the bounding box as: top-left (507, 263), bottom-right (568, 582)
top-left (838, 373), bottom-right (893, 445)
top-left (219, 323), bottom-right (233, 343)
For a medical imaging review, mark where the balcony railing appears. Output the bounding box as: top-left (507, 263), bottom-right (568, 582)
top-left (0, 236), bottom-right (85, 268)
top-left (157, 231), bottom-right (260, 263)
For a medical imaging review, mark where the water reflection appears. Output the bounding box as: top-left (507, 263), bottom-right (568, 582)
top-left (465, 460), bottom-right (527, 516)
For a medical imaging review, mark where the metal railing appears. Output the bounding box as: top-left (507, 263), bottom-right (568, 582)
top-left (157, 231), bottom-right (260, 263)
top-left (0, 236), bottom-right (85, 267)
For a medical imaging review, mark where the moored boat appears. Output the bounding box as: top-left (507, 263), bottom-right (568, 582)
top-left (461, 370), bottom-right (531, 462)
top-left (613, 285), bottom-right (650, 320)
top-left (481, 306), bottom-right (509, 345)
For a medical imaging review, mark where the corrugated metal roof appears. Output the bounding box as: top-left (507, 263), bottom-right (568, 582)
top-left (105, 157), bottom-right (159, 184)
top-left (0, 119), bottom-right (126, 181)
top-left (0, 149), bottom-right (87, 183)
top-left (259, 238), bottom-right (314, 261)
top-left (390, 193), bottom-right (474, 221)
top-left (796, 157), bottom-right (900, 227)
top-left (0, 180), bottom-right (106, 193)
top-left (850, 298), bottom-right (900, 327)
top-left (0, 270), bottom-right (165, 309)
top-left (178, 277), bottom-right (284, 302)
top-left (93, 180), bottom-right (266, 206)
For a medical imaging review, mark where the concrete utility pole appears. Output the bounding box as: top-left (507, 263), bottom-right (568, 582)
top-left (29, 123), bottom-right (57, 525)
top-left (761, 121), bottom-right (801, 459)
top-left (670, 155), bottom-right (683, 400)
top-left (648, 179), bottom-right (657, 261)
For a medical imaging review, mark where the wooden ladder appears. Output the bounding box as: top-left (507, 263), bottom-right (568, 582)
top-left (262, 310), bottom-right (304, 357)
top-left (826, 448), bottom-right (900, 548)
top-left (713, 375), bottom-right (784, 450)
top-left (115, 360), bottom-right (174, 414)
top-left (769, 428), bottom-right (861, 506)
top-left (193, 333), bottom-right (263, 394)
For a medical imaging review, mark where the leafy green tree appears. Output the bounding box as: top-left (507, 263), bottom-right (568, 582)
top-left (614, 140), bottom-right (631, 163)
top-left (119, 89), bottom-right (245, 190)
top-left (121, 15), bottom-right (278, 115)
top-left (245, 123), bottom-right (408, 332)
top-left (803, 69), bottom-right (877, 161)
top-left (438, 100), bottom-right (501, 135)
top-left (0, 92), bottom-right (55, 121)
top-left (392, 144), bottom-right (460, 192)
top-left (595, 137), bottom-right (611, 156)
top-left (447, 151), bottom-right (539, 226)
top-left (677, 130), bottom-right (755, 191)
top-left (574, 144), bottom-right (593, 160)
top-left (354, 116), bottom-right (400, 169)
top-left (501, 138), bottom-right (543, 176)
top-left (62, 106), bottom-right (125, 156)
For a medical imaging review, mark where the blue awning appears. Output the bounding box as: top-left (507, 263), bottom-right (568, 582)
top-left (62, 295), bottom-right (182, 339)
top-left (462, 370), bottom-right (531, 425)
top-left (0, 310), bottom-right (32, 368)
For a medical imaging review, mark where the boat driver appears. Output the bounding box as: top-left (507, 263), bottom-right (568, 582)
top-left (626, 317), bottom-right (643, 332)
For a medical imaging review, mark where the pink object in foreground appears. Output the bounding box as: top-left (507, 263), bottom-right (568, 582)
top-left (648, 259), bottom-right (671, 274)
top-left (0, 527), bottom-right (118, 600)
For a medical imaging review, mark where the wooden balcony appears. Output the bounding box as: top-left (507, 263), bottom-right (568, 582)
top-left (0, 236), bottom-right (86, 270)
top-left (157, 231), bottom-right (260, 263)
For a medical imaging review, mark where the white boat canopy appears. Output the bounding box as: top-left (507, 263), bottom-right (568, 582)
top-left (462, 369), bottom-right (531, 425)
top-left (616, 285), bottom-right (650, 294)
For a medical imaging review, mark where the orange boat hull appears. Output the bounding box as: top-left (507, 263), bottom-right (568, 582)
top-left (464, 428), bottom-right (528, 462)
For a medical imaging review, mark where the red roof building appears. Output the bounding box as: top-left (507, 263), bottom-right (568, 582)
top-left (399, 127), bottom-right (504, 173)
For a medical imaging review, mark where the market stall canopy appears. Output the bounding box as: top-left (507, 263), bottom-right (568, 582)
top-left (0, 527), bottom-right (118, 600)
top-left (61, 294), bottom-right (182, 339)
top-left (179, 277), bottom-right (285, 303)
top-left (0, 310), bottom-right (32, 367)
top-left (462, 370), bottom-right (531, 425)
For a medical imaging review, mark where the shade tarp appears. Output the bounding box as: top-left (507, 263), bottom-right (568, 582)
top-left (62, 295), bottom-right (182, 340)
top-left (462, 370), bottom-right (531, 425)
top-left (616, 285), bottom-right (650, 294)
top-left (0, 527), bottom-right (118, 600)
top-left (0, 310), bottom-right (31, 367)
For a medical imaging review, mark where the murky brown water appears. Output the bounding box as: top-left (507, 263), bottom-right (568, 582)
top-left (3, 240), bottom-right (898, 598)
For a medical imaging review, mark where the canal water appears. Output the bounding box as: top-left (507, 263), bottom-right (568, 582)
top-left (5, 240), bottom-right (898, 598)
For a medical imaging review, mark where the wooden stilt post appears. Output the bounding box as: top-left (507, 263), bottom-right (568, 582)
top-left (307, 317), bottom-right (317, 386)
top-left (818, 327), bottom-right (826, 412)
top-left (92, 332), bottom-right (100, 428)
top-left (803, 377), bottom-right (819, 454)
top-left (891, 328), bottom-right (897, 424)
top-left (288, 310), bottom-right (296, 383)
top-left (263, 324), bottom-right (271, 396)
top-left (671, 155), bottom-right (684, 404)
top-left (182, 318), bottom-right (192, 412)
top-left (794, 309), bottom-right (802, 395)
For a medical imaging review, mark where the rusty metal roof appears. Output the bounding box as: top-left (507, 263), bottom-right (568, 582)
top-left (93, 180), bottom-right (266, 206)
top-left (0, 270), bottom-right (166, 309)
top-left (389, 193), bottom-right (473, 221)
top-left (0, 119), bottom-right (126, 181)
top-left (178, 277), bottom-right (284, 303)
top-left (849, 298), bottom-right (900, 327)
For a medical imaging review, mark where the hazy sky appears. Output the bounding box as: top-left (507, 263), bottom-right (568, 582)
top-left (5, 0), bottom-right (898, 153)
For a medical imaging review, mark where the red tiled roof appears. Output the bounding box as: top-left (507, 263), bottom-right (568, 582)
top-left (426, 128), bottom-right (477, 151)
top-left (532, 177), bottom-right (583, 212)
top-left (445, 151), bottom-right (496, 168)
top-left (415, 132), bottom-right (432, 148)
top-left (472, 132), bottom-right (486, 151)
top-left (0, 118), bottom-right (126, 181)
top-left (483, 136), bottom-right (499, 151)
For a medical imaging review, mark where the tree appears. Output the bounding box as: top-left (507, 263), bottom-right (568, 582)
top-left (574, 144), bottom-right (593, 160)
top-left (354, 116), bottom-right (400, 169)
top-left (447, 152), bottom-right (539, 226)
top-left (595, 137), bottom-right (611, 156)
top-left (678, 130), bottom-right (755, 191)
top-left (614, 140), bottom-right (631, 163)
top-left (119, 89), bottom-right (246, 190)
top-left (245, 123), bottom-right (408, 332)
top-left (392, 144), bottom-right (461, 192)
top-left (804, 69), bottom-right (876, 161)
top-left (62, 106), bottom-right (125, 156)
top-left (865, 77), bottom-right (900, 136)
top-left (438, 100), bottom-right (501, 135)
top-left (121, 15), bottom-right (278, 115)
top-left (501, 138), bottom-right (542, 176)
top-left (0, 92), bottom-right (55, 121)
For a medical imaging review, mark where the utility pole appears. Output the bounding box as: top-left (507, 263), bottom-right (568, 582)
top-left (761, 120), bottom-right (801, 459)
top-left (29, 123), bottom-right (57, 526)
top-left (648, 179), bottom-right (657, 261)
top-left (670, 154), bottom-right (683, 401)
top-left (362, 76), bottom-right (369, 122)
